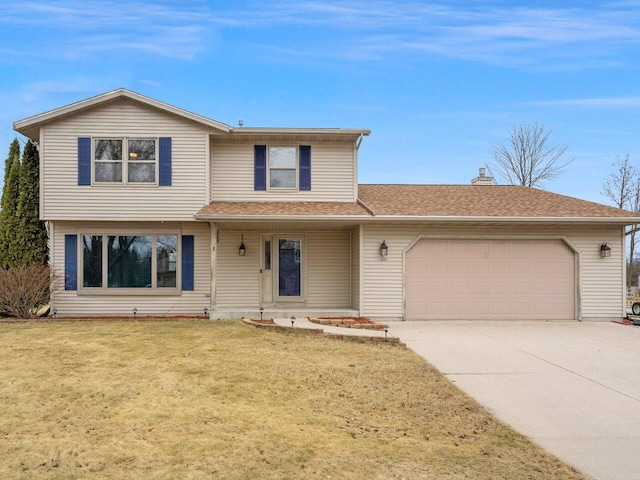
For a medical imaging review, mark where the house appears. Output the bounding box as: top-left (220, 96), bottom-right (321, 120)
top-left (13, 89), bottom-right (640, 321)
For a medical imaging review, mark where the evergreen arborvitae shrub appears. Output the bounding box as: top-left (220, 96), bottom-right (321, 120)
top-left (17, 140), bottom-right (48, 266)
top-left (0, 140), bottom-right (21, 269)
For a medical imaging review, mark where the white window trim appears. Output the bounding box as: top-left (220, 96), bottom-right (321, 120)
top-left (78, 232), bottom-right (181, 296)
top-left (92, 137), bottom-right (159, 186)
top-left (267, 145), bottom-right (298, 191)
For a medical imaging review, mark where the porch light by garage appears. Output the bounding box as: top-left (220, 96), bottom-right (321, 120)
top-left (380, 240), bottom-right (388, 259)
top-left (600, 242), bottom-right (611, 258)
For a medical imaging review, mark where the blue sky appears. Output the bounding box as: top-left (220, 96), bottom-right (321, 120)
top-left (1, 0), bottom-right (639, 203)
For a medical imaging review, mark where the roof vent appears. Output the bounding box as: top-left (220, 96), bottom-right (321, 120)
top-left (238, 120), bottom-right (244, 127)
top-left (471, 167), bottom-right (494, 186)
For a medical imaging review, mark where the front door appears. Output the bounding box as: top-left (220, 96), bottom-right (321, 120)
top-left (275, 236), bottom-right (304, 302)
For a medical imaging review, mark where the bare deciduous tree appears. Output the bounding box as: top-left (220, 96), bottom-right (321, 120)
top-left (490, 122), bottom-right (571, 187)
top-left (602, 154), bottom-right (639, 287)
top-left (602, 154), bottom-right (636, 209)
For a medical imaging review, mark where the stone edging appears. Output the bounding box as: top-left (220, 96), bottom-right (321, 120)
top-left (241, 318), bottom-right (405, 348)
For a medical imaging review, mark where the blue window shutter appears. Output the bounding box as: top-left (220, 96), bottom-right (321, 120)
top-left (299, 145), bottom-right (311, 191)
top-left (64, 234), bottom-right (77, 291)
top-left (78, 137), bottom-right (91, 185)
top-left (254, 145), bottom-right (266, 191)
top-left (182, 235), bottom-right (194, 291)
top-left (159, 137), bottom-right (172, 186)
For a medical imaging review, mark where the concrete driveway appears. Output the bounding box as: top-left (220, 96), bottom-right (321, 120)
top-left (389, 321), bottom-right (640, 480)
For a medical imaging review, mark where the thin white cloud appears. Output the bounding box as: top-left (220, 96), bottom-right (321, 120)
top-left (526, 97), bottom-right (640, 108)
top-left (0, 0), bottom-right (212, 60)
top-left (211, 1), bottom-right (640, 70)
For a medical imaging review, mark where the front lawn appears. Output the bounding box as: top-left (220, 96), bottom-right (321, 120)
top-left (0, 320), bottom-right (586, 479)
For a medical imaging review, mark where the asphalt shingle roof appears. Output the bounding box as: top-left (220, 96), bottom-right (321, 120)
top-left (357, 184), bottom-right (639, 218)
top-left (196, 201), bottom-right (370, 217)
top-left (195, 184), bottom-right (640, 219)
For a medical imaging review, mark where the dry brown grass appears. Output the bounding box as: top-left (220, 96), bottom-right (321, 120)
top-left (0, 320), bottom-right (587, 479)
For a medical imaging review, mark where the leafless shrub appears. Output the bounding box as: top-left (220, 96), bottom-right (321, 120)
top-left (0, 264), bottom-right (58, 319)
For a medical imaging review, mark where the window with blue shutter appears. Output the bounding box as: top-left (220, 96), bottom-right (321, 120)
top-left (299, 145), bottom-right (311, 191)
top-left (78, 138), bottom-right (91, 185)
top-left (64, 234), bottom-right (78, 290)
top-left (254, 145), bottom-right (267, 191)
top-left (159, 137), bottom-right (172, 186)
top-left (182, 235), bottom-right (194, 291)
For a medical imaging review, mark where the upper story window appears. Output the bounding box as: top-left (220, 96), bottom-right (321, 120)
top-left (268, 146), bottom-right (297, 189)
top-left (94, 138), bottom-right (156, 184)
top-left (254, 144), bottom-right (310, 192)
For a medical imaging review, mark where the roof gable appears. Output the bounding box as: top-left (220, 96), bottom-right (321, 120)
top-left (13, 88), bottom-right (231, 141)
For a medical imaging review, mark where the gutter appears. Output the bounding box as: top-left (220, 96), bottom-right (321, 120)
top-left (193, 214), bottom-right (640, 224)
top-left (194, 214), bottom-right (373, 222)
top-left (360, 215), bottom-right (640, 225)
top-left (227, 127), bottom-right (371, 135)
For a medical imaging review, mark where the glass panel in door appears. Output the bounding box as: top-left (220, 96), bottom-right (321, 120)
top-left (278, 238), bottom-right (301, 297)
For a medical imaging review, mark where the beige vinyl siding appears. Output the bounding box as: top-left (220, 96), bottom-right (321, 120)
top-left (306, 231), bottom-right (351, 308)
top-left (351, 226), bottom-right (360, 309)
top-left (216, 231), bottom-right (261, 308)
top-left (215, 230), bottom-right (351, 309)
top-left (210, 142), bottom-right (355, 201)
top-left (361, 224), bottom-right (625, 321)
top-left (41, 99), bottom-right (209, 221)
top-left (569, 233), bottom-right (625, 319)
top-left (50, 220), bottom-right (210, 317)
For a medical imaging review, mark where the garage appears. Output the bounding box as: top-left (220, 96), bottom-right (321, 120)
top-left (405, 239), bottom-right (576, 320)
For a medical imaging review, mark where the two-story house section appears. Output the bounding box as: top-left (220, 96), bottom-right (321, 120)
top-left (14, 89), bottom-right (640, 321)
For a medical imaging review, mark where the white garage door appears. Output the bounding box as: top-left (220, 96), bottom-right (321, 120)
top-left (405, 239), bottom-right (575, 320)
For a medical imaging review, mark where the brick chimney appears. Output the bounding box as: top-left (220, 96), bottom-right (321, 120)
top-left (471, 167), bottom-right (494, 186)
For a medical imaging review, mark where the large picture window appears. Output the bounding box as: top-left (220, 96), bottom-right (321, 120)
top-left (81, 233), bottom-right (178, 291)
top-left (94, 138), bottom-right (156, 184)
top-left (108, 236), bottom-right (152, 288)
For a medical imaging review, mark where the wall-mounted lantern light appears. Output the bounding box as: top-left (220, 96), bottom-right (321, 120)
top-left (239, 234), bottom-right (246, 256)
top-left (380, 240), bottom-right (388, 259)
top-left (600, 242), bottom-right (611, 258)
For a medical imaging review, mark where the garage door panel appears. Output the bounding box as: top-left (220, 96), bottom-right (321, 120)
top-left (532, 261), bottom-right (553, 275)
top-left (470, 281), bottom-right (489, 295)
top-left (469, 259), bottom-right (489, 274)
top-left (490, 281), bottom-right (509, 295)
top-left (492, 302), bottom-right (510, 315)
top-left (510, 282), bottom-right (530, 295)
top-left (405, 239), bottom-right (575, 320)
top-left (490, 259), bottom-right (510, 274)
